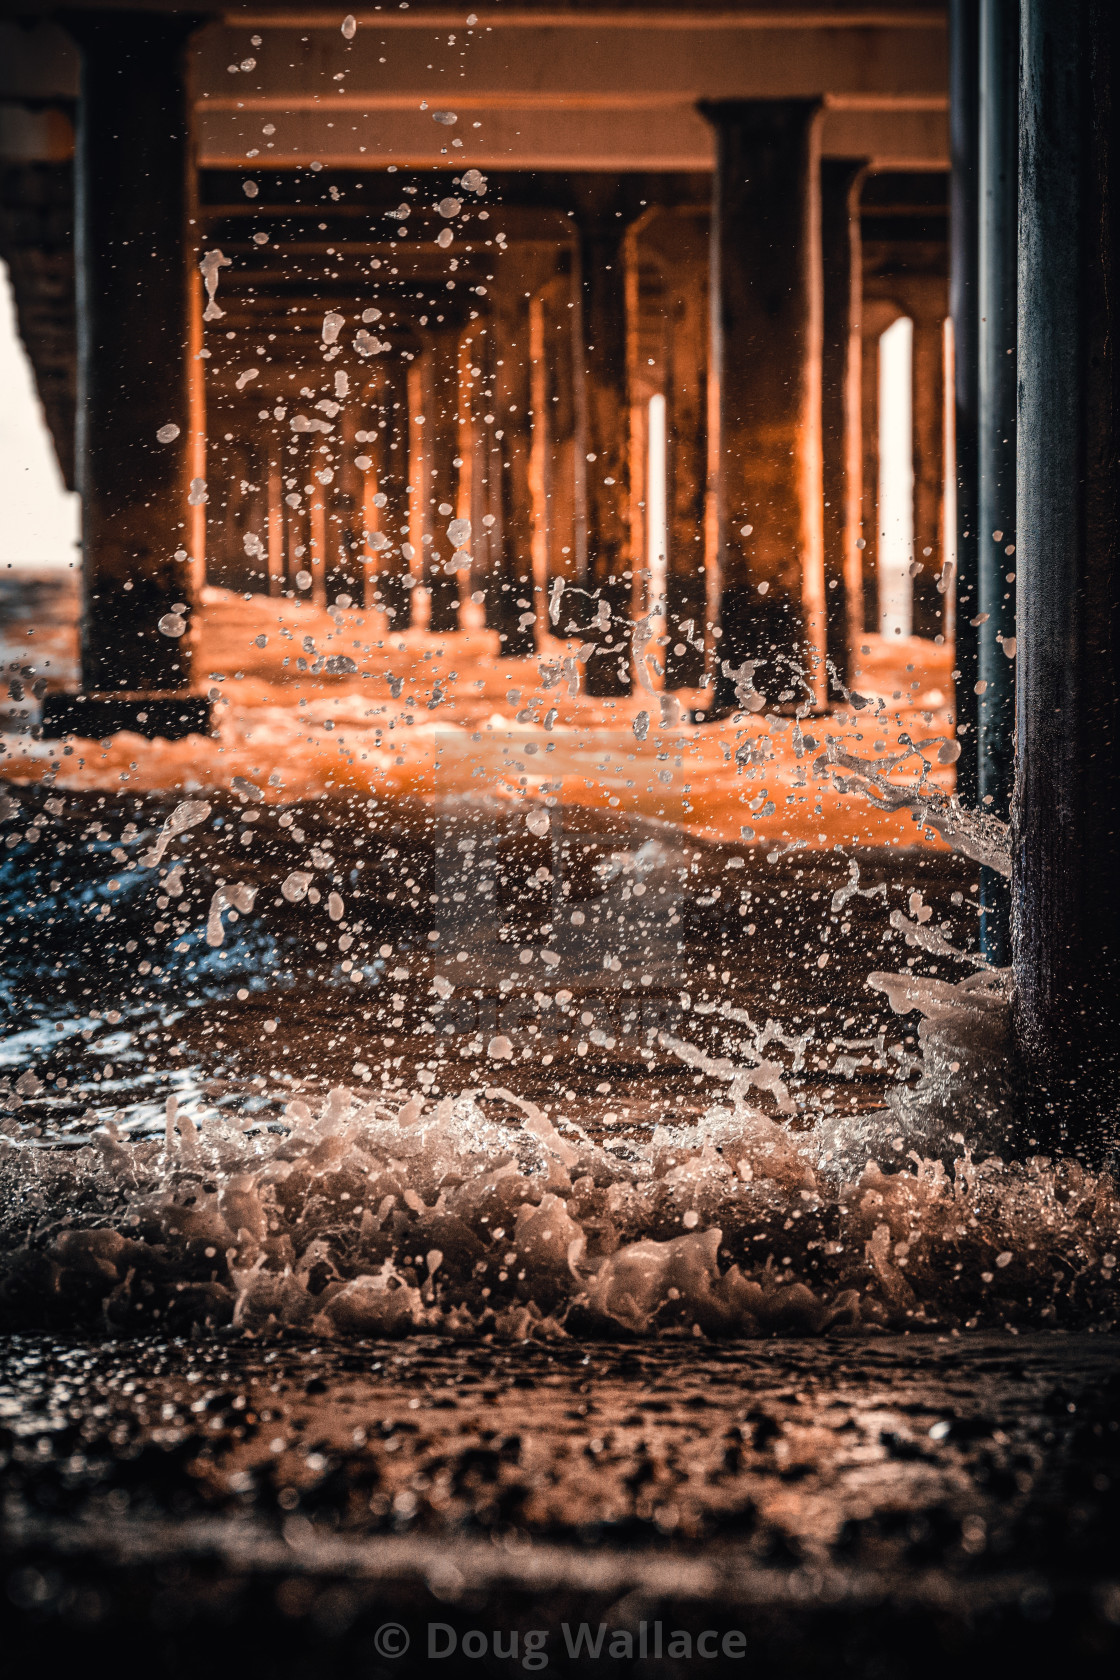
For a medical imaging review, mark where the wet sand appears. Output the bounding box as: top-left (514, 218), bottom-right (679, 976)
top-left (2, 1331), bottom-right (1119, 1675)
top-left (3, 568), bottom-right (957, 852)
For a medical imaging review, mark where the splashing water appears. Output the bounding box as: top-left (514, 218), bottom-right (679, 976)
top-left (5, 17), bottom-right (1101, 1363)
top-left (1, 968), bottom-right (1116, 1342)
top-left (0, 725), bottom-right (1114, 1344)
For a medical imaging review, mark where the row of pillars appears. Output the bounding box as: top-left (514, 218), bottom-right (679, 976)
top-left (48, 7), bottom-right (1120, 1150)
top-left (951, 0), bottom-right (1120, 1155)
top-left (951, 0), bottom-right (1018, 965)
top-left (215, 168), bottom-right (897, 699)
top-left (52, 11), bottom-right (882, 727)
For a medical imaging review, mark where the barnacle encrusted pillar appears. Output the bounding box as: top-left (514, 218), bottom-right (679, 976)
top-left (43, 10), bottom-right (209, 741)
top-left (1015, 0), bottom-right (1120, 1157)
top-left (701, 100), bottom-right (825, 715)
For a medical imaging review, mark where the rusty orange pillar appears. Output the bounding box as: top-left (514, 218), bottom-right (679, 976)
top-left (701, 100), bottom-right (826, 715)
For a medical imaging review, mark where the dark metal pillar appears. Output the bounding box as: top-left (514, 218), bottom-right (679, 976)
top-left (43, 11), bottom-right (209, 741)
top-left (700, 100), bottom-right (825, 715)
top-left (1015, 0), bottom-right (1120, 1155)
top-left (950, 0), bottom-right (982, 801)
top-left (977, 0), bottom-right (1019, 963)
top-left (820, 158), bottom-right (867, 692)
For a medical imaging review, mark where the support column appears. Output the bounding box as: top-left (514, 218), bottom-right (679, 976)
top-left (528, 292), bottom-right (551, 639)
top-left (365, 356), bottom-right (411, 627)
top-left (820, 159), bottom-right (867, 691)
top-left (1015, 0), bottom-right (1120, 1154)
top-left (579, 214), bottom-right (633, 696)
top-left (859, 319), bottom-right (882, 637)
top-left (701, 100), bottom-right (825, 715)
top-left (665, 268), bottom-right (709, 691)
top-left (406, 359), bottom-right (428, 623)
top-left (950, 0), bottom-right (981, 799)
top-left (454, 330), bottom-right (478, 615)
top-left (540, 273), bottom-right (579, 593)
top-left (458, 325), bottom-right (493, 615)
top-left (308, 486), bottom-right (327, 608)
top-left (912, 309), bottom-right (948, 638)
top-left (422, 324), bottom-right (463, 635)
top-left (537, 272), bottom-right (584, 594)
top-left (43, 11), bottom-right (208, 742)
top-left (636, 207), bottom-right (710, 693)
top-left (267, 452), bottom-right (284, 597)
top-left (487, 290), bottom-right (536, 658)
top-left (324, 477), bottom-right (359, 607)
top-left (977, 0), bottom-right (1019, 964)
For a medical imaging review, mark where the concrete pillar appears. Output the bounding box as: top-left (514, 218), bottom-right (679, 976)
top-left (539, 272), bottom-right (580, 593)
top-left (977, 0), bottom-right (1019, 964)
top-left (487, 290), bottom-right (536, 658)
top-left (529, 291), bottom-right (552, 641)
top-left (664, 271), bottom-right (709, 692)
top-left (474, 325), bottom-right (503, 631)
top-left (330, 399), bottom-right (364, 607)
top-left (1015, 0), bottom-right (1120, 1153)
top-left (422, 324), bottom-right (463, 635)
top-left (406, 360), bottom-right (428, 623)
top-left (324, 449), bottom-right (360, 608)
top-left (820, 160), bottom-right (867, 690)
top-left (701, 100), bottom-right (825, 715)
top-left (307, 486), bottom-right (328, 608)
top-left (456, 325), bottom-right (494, 614)
top-left (579, 213), bottom-right (633, 696)
top-left (950, 0), bottom-right (981, 799)
top-left (911, 309), bottom-right (948, 639)
top-left (363, 357), bottom-right (411, 627)
top-left (633, 207), bottom-right (710, 693)
top-left (43, 11), bottom-right (208, 740)
top-left (286, 500), bottom-right (309, 600)
top-left (266, 451), bottom-right (284, 596)
top-left (859, 316), bottom-right (883, 637)
top-left (453, 330), bottom-right (478, 613)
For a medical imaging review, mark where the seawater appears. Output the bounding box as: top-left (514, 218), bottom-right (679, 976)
top-left (1, 725), bottom-right (1115, 1342)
